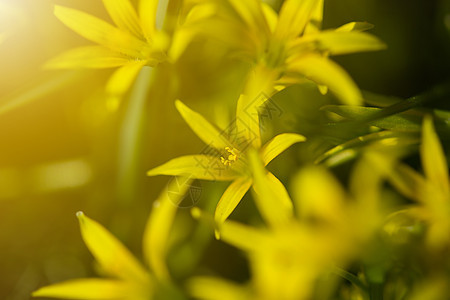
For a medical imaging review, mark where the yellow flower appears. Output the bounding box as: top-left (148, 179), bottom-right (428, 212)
top-left (32, 177), bottom-right (192, 299)
top-left (188, 152), bottom-right (386, 300)
top-left (384, 116), bottom-right (450, 250)
top-left (147, 100), bottom-right (305, 237)
top-left (46, 0), bottom-right (193, 101)
top-left (196, 0), bottom-right (386, 105)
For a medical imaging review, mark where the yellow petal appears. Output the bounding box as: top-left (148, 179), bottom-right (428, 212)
top-left (306, 31), bottom-right (387, 55)
top-left (304, 0), bottom-right (324, 34)
top-left (169, 3), bottom-right (217, 61)
top-left (32, 279), bottom-right (134, 299)
top-left (227, 0), bottom-right (269, 36)
top-left (275, 0), bottom-right (320, 39)
top-left (187, 276), bottom-right (248, 300)
top-left (139, 0), bottom-right (158, 40)
top-left (220, 219), bottom-right (267, 252)
top-left (76, 212), bottom-right (150, 284)
top-left (248, 150), bottom-right (293, 227)
top-left (147, 155), bottom-right (239, 181)
top-left (143, 177), bottom-right (193, 281)
top-left (387, 164), bottom-right (426, 203)
top-left (336, 21), bottom-right (374, 32)
top-left (175, 100), bottom-right (231, 150)
top-left (214, 178), bottom-right (252, 237)
top-left (169, 27), bottom-right (195, 62)
top-left (102, 0), bottom-right (143, 38)
top-left (421, 116), bottom-right (449, 194)
top-left (267, 172), bottom-right (295, 213)
top-left (261, 3), bottom-right (278, 33)
top-left (260, 133), bottom-right (305, 165)
top-left (292, 166), bottom-right (346, 222)
top-left (54, 5), bottom-right (149, 59)
top-left (287, 55), bottom-right (362, 105)
top-left (45, 46), bottom-right (129, 69)
top-left (105, 62), bottom-right (146, 97)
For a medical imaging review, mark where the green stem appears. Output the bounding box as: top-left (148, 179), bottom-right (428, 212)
top-left (117, 67), bottom-right (153, 205)
top-left (369, 282), bottom-right (383, 300)
top-left (362, 81), bottom-right (450, 123)
top-left (332, 267), bottom-right (368, 294)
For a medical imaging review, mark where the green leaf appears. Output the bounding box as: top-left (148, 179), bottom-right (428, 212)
top-left (315, 131), bottom-right (419, 166)
top-left (322, 105), bottom-right (422, 131)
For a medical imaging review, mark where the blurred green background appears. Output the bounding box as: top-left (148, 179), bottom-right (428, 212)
top-left (0, 0), bottom-right (449, 299)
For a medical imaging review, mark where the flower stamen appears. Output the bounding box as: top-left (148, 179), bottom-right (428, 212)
top-left (221, 147), bottom-right (240, 166)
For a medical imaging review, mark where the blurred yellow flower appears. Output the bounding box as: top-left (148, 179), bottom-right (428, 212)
top-left (188, 153), bottom-right (386, 300)
top-left (46, 0), bottom-right (194, 101)
top-left (196, 0), bottom-right (385, 105)
top-left (147, 100), bottom-right (305, 237)
top-left (385, 116), bottom-right (450, 250)
top-left (33, 177), bottom-right (192, 299)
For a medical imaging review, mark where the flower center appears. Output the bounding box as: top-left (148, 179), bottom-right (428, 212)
top-left (220, 147), bottom-right (240, 166)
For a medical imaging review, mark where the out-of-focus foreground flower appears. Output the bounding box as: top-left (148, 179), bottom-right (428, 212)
top-left (189, 150), bottom-right (386, 300)
top-left (383, 116), bottom-right (450, 250)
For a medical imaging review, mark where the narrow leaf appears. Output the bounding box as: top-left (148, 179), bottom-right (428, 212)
top-left (322, 105), bottom-right (422, 132)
